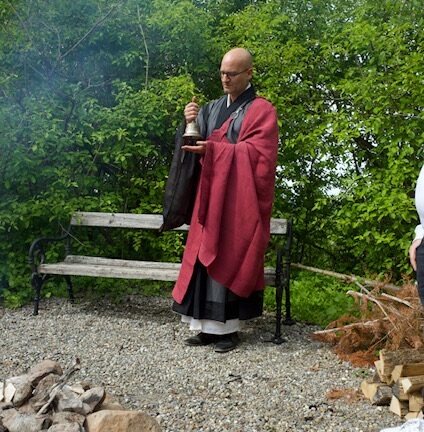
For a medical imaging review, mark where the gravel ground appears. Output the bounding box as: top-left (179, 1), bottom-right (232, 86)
top-left (0, 295), bottom-right (405, 432)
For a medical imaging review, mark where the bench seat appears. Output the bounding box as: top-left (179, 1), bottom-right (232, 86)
top-left (38, 255), bottom-right (277, 285)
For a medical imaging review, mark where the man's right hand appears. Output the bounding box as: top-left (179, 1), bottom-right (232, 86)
top-left (409, 238), bottom-right (422, 271)
top-left (184, 101), bottom-right (199, 123)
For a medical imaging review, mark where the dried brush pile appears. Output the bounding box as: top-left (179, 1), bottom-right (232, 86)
top-left (312, 281), bottom-right (424, 367)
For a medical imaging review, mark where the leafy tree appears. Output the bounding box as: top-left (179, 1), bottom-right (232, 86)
top-left (217, 0), bottom-right (424, 278)
top-left (0, 0), bottom-right (203, 305)
top-left (1, 0), bottom-right (423, 308)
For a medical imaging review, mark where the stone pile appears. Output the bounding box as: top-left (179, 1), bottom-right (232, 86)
top-left (0, 359), bottom-right (161, 432)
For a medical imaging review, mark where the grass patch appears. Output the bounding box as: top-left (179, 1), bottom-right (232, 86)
top-left (264, 269), bottom-right (358, 327)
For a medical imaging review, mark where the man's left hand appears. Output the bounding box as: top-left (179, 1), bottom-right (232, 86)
top-left (182, 140), bottom-right (207, 154)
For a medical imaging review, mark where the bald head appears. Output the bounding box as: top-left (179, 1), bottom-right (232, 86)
top-left (222, 48), bottom-right (253, 69)
top-left (220, 48), bottom-right (253, 102)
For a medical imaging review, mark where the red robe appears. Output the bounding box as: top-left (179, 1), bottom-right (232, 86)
top-left (172, 97), bottom-right (279, 304)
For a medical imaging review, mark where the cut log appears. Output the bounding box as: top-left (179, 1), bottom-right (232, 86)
top-left (389, 395), bottom-right (409, 417)
top-left (405, 411), bottom-right (424, 420)
top-left (392, 383), bottom-right (409, 401)
top-left (360, 379), bottom-right (391, 405)
top-left (400, 375), bottom-right (424, 394)
top-left (374, 360), bottom-right (392, 384)
top-left (372, 385), bottom-right (392, 406)
top-left (380, 348), bottom-right (424, 377)
top-left (371, 370), bottom-right (382, 383)
top-left (392, 363), bottom-right (424, 383)
top-left (409, 392), bottom-right (424, 412)
top-left (361, 379), bottom-right (379, 400)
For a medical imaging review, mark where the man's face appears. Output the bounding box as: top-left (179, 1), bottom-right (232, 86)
top-left (220, 54), bottom-right (252, 101)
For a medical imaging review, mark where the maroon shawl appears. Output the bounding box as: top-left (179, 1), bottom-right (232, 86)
top-left (172, 97), bottom-right (279, 303)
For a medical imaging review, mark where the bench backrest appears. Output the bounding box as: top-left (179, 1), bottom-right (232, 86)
top-left (70, 212), bottom-right (288, 235)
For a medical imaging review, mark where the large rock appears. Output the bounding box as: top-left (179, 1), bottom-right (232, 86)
top-left (59, 385), bottom-right (82, 400)
top-left (95, 393), bottom-right (124, 412)
top-left (27, 360), bottom-right (63, 386)
top-left (31, 373), bottom-right (60, 411)
top-left (0, 401), bottom-right (13, 411)
top-left (0, 382), bottom-right (4, 402)
top-left (52, 411), bottom-right (85, 426)
top-left (0, 412), bottom-right (5, 432)
top-left (5, 376), bottom-right (32, 407)
top-left (4, 381), bottom-right (16, 404)
top-left (17, 400), bottom-right (36, 414)
top-left (56, 397), bottom-right (91, 416)
top-left (85, 410), bottom-right (161, 432)
top-left (47, 423), bottom-right (83, 432)
top-left (68, 384), bottom-right (86, 395)
top-left (79, 387), bottom-right (105, 414)
top-left (2, 408), bottom-right (51, 432)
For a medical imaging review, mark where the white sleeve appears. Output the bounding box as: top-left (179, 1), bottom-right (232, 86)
top-left (414, 224), bottom-right (424, 240)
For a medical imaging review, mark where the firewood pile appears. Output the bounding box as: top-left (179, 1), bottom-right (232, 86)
top-left (310, 278), bottom-right (424, 419)
top-left (312, 282), bottom-right (424, 367)
top-left (0, 359), bottom-right (161, 432)
top-left (361, 347), bottom-right (424, 420)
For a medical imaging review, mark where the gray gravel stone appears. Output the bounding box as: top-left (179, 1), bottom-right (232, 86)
top-left (0, 295), bottom-right (406, 432)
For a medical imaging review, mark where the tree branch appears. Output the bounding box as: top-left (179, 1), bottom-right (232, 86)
top-left (59, 2), bottom-right (122, 61)
top-left (136, 5), bottom-right (149, 88)
top-left (36, 358), bottom-right (81, 417)
top-left (314, 318), bottom-right (388, 335)
top-left (346, 290), bottom-right (400, 329)
top-left (291, 262), bottom-right (400, 292)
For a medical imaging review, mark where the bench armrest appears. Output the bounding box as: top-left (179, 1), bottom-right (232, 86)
top-left (28, 233), bottom-right (71, 273)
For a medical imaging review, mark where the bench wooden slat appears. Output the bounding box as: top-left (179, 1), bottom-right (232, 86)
top-left (39, 255), bottom-right (276, 284)
top-left (70, 212), bottom-right (188, 231)
top-left (70, 212), bottom-right (288, 234)
top-left (64, 255), bottom-right (181, 270)
top-left (39, 263), bottom-right (181, 281)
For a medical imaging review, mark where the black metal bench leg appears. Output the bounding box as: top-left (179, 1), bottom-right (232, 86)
top-left (272, 249), bottom-right (286, 344)
top-left (283, 275), bottom-right (295, 325)
top-left (282, 219), bottom-right (295, 326)
top-left (273, 281), bottom-right (286, 344)
top-left (64, 276), bottom-right (75, 303)
top-left (31, 273), bottom-right (42, 316)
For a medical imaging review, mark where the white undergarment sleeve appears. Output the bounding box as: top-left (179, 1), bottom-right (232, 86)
top-left (181, 316), bottom-right (241, 335)
top-left (415, 224), bottom-right (424, 241)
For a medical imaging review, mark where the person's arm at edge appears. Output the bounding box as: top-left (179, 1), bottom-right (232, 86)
top-left (410, 224), bottom-right (424, 271)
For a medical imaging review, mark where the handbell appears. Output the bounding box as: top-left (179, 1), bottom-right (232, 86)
top-left (183, 96), bottom-right (202, 145)
top-left (183, 121), bottom-right (202, 140)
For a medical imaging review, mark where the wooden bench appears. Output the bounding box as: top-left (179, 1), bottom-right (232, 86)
top-left (29, 212), bottom-right (293, 343)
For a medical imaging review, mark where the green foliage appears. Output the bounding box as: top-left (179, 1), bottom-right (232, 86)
top-left (264, 270), bottom-right (358, 327)
top-left (217, 0), bottom-right (424, 280)
top-left (1, 0), bottom-right (423, 316)
top-left (0, 0), bottom-right (199, 305)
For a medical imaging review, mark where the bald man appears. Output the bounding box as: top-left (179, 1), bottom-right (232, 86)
top-left (170, 48), bottom-right (279, 353)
